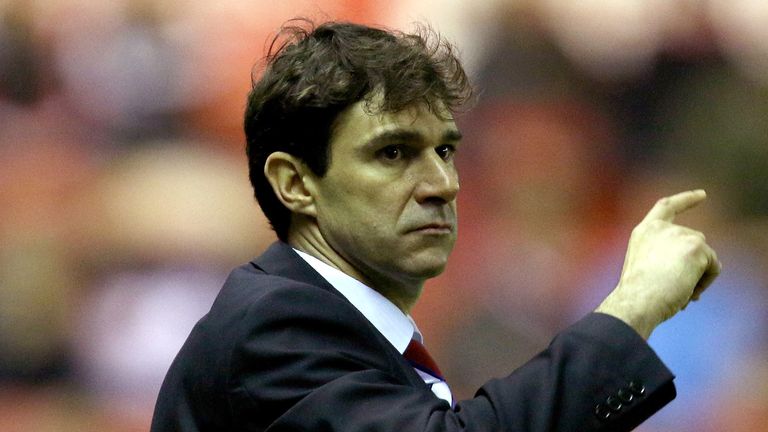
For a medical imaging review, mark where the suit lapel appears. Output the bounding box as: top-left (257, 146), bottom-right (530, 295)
top-left (251, 241), bottom-right (431, 390)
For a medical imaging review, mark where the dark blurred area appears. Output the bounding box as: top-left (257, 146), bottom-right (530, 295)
top-left (1, 1), bottom-right (766, 430)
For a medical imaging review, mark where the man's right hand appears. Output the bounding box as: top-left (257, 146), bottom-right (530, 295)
top-left (596, 190), bottom-right (722, 339)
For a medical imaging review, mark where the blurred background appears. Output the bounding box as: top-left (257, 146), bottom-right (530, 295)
top-left (1, 0), bottom-right (766, 430)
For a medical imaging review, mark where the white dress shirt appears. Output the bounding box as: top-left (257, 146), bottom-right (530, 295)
top-left (293, 249), bottom-right (453, 406)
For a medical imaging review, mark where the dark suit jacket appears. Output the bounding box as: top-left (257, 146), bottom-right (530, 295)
top-left (151, 241), bottom-right (676, 431)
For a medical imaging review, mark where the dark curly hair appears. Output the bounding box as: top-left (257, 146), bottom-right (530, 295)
top-left (244, 19), bottom-right (473, 241)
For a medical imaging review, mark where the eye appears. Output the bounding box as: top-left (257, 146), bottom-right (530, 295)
top-left (435, 144), bottom-right (456, 161)
top-left (379, 145), bottom-right (402, 161)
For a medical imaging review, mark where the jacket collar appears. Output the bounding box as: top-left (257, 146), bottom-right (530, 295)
top-left (250, 241), bottom-right (341, 297)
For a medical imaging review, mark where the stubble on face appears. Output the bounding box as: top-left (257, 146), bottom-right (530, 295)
top-left (289, 99), bottom-right (461, 312)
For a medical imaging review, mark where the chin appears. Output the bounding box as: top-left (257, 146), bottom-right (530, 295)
top-left (403, 255), bottom-right (450, 279)
top-left (421, 266), bottom-right (447, 279)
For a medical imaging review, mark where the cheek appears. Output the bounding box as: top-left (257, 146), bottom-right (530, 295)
top-left (318, 186), bottom-right (381, 230)
top-left (341, 183), bottom-right (397, 214)
top-left (318, 173), bottom-right (408, 231)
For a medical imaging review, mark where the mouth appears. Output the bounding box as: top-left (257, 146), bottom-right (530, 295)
top-left (408, 223), bottom-right (454, 234)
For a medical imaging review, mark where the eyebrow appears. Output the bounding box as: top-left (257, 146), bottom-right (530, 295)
top-left (364, 128), bottom-right (463, 149)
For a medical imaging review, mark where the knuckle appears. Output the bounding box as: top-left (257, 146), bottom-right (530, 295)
top-left (683, 235), bottom-right (705, 250)
top-left (681, 242), bottom-right (710, 266)
top-left (690, 229), bottom-right (706, 241)
top-left (646, 219), bottom-right (666, 231)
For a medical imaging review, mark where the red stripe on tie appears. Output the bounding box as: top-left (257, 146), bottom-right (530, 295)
top-left (403, 339), bottom-right (444, 381)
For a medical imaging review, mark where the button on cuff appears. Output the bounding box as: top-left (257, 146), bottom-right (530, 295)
top-left (629, 380), bottom-right (646, 396)
top-left (618, 387), bottom-right (634, 403)
top-left (594, 403), bottom-right (612, 420)
top-left (606, 396), bottom-right (623, 412)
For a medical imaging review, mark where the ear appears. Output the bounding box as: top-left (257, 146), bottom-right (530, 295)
top-left (263, 152), bottom-right (318, 217)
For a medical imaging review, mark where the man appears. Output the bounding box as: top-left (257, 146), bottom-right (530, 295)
top-left (151, 20), bottom-right (721, 431)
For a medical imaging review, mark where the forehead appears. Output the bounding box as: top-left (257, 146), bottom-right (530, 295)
top-left (330, 99), bottom-right (459, 149)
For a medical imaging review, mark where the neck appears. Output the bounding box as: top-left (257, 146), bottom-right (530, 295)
top-left (287, 217), bottom-right (423, 313)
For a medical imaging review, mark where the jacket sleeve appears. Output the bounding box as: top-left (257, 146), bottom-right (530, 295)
top-left (477, 312), bottom-right (675, 431)
top-left (226, 281), bottom-right (675, 432)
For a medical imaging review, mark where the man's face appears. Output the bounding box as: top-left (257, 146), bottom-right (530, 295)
top-left (309, 99), bottom-right (461, 293)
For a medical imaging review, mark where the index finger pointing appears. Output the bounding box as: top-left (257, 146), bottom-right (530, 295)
top-left (642, 190), bottom-right (707, 223)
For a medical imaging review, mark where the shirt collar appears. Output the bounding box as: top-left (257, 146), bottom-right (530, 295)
top-left (293, 248), bottom-right (419, 353)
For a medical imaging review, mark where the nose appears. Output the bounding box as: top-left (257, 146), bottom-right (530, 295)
top-left (413, 152), bottom-right (459, 204)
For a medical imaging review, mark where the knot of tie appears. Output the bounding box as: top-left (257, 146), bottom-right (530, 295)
top-left (403, 339), bottom-right (445, 381)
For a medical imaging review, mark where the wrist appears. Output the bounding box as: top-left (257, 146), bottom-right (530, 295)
top-left (595, 292), bottom-right (656, 340)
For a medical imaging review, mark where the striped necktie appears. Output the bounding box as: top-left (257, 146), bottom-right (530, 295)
top-left (403, 338), bottom-right (445, 381)
top-left (404, 338), bottom-right (454, 406)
